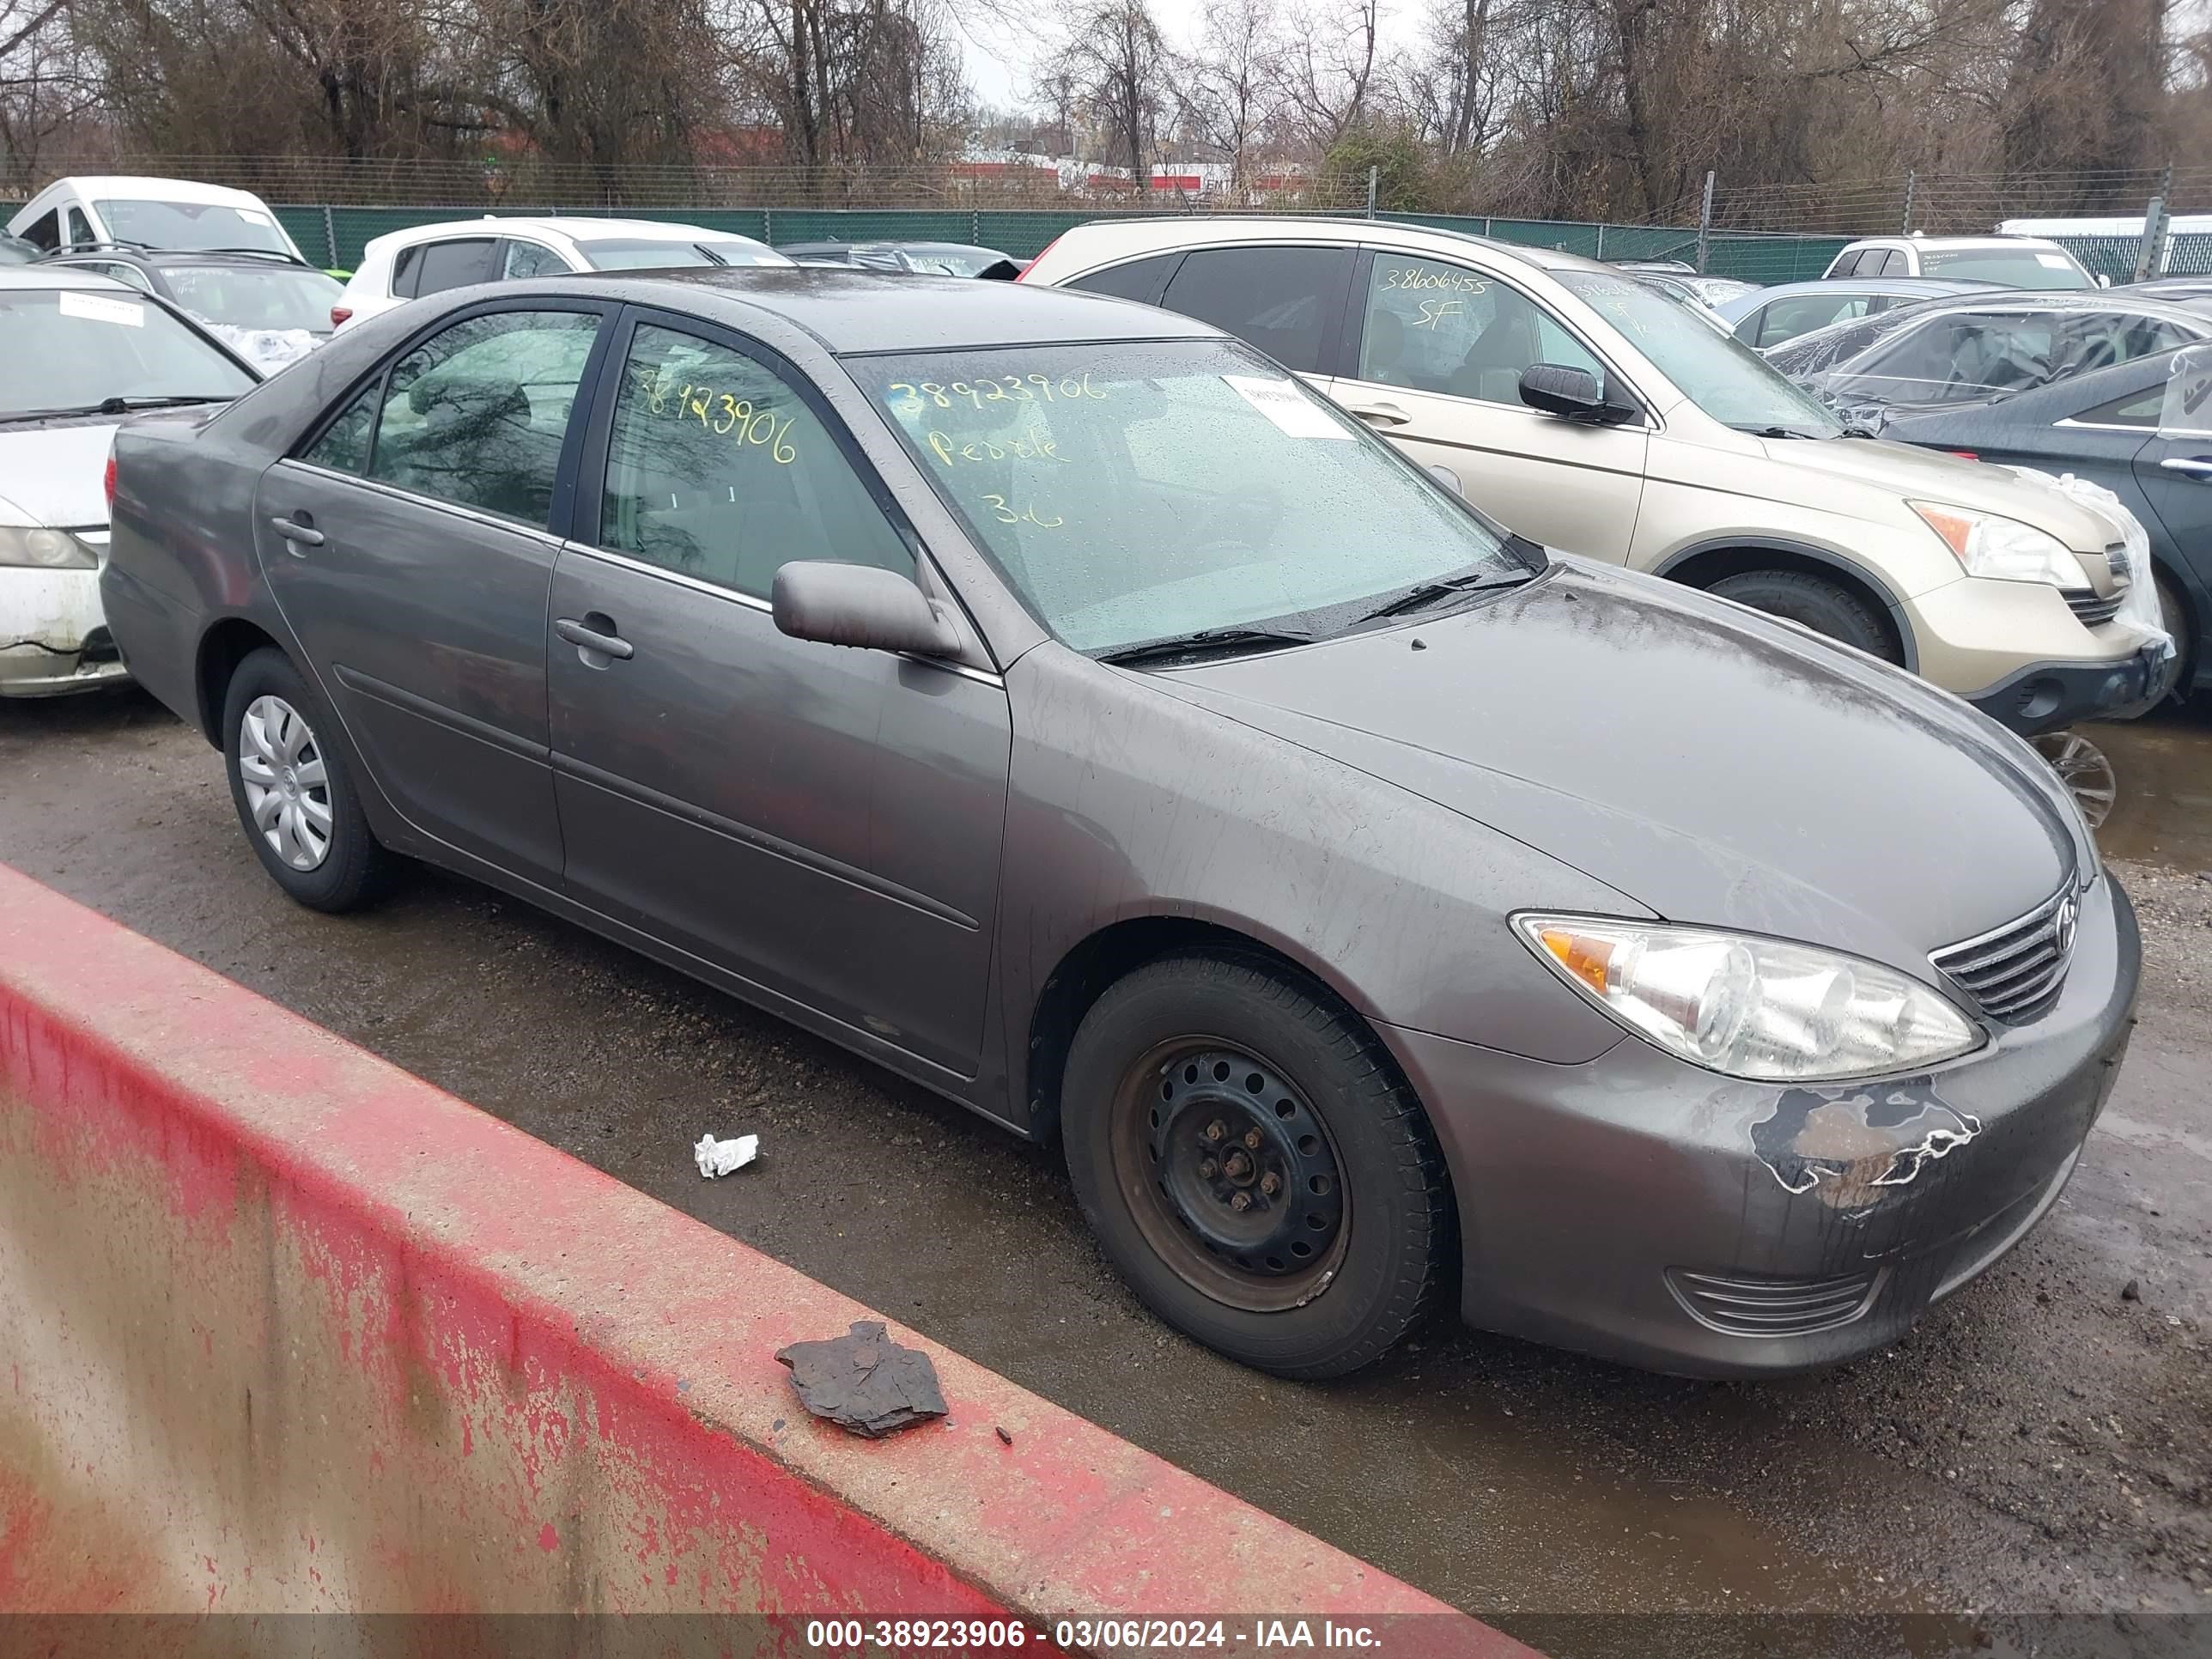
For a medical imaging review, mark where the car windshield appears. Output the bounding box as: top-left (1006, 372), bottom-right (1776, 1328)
top-left (0, 287), bottom-right (254, 415)
top-left (1918, 247), bottom-right (2090, 289)
top-left (574, 238), bottom-right (787, 271)
top-left (94, 198), bottom-right (291, 254)
top-left (160, 264), bottom-right (342, 332)
top-left (903, 245), bottom-right (1012, 277)
top-left (853, 339), bottom-right (1528, 653)
top-left (1556, 269), bottom-right (1842, 436)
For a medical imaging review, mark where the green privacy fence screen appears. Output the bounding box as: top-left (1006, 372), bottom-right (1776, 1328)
top-left (234, 203), bottom-right (1850, 283)
top-left (1, 198), bottom-right (1852, 283)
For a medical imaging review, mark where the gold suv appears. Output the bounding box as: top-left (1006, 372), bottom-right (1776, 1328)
top-left (1023, 216), bottom-right (2174, 733)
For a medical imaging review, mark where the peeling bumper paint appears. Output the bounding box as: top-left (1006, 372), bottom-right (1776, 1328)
top-left (1379, 875), bottom-right (2140, 1378)
top-left (0, 566), bottom-right (127, 698)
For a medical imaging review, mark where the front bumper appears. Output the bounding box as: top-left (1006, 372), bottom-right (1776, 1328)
top-left (1964, 641), bottom-right (2179, 736)
top-left (0, 565), bottom-right (130, 698)
top-left (1381, 875), bottom-right (2139, 1377)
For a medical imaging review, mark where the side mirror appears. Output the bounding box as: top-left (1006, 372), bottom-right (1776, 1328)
top-left (1427, 464), bottom-right (1464, 495)
top-left (1519, 363), bottom-right (1635, 424)
top-left (772, 562), bottom-right (962, 656)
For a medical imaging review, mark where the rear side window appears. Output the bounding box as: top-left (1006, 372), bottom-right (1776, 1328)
top-left (1158, 246), bottom-right (1354, 374)
top-left (302, 383), bottom-right (380, 472)
top-left (412, 239), bottom-right (498, 297)
top-left (2077, 384), bottom-right (2163, 428)
top-left (363, 308), bottom-right (599, 527)
top-left (1066, 252), bottom-right (1182, 307)
top-left (501, 240), bottom-right (568, 279)
top-left (1826, 251), bottom-right (1863, 277)
top-left (392, 245), bottom-right (423, 298)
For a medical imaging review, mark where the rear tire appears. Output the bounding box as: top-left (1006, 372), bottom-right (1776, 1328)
top-left (1708, 568), bottom-right (1898, 662)
top-left (1060, 954), bottom-right (1450, 1379)
top-left (221, 647), bottom-right (392, 913)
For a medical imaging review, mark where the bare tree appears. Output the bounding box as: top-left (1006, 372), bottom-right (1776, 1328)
top-left (1275, 0), bottom-right (1379, 152)
top-left (1178, 0), bottom-right (1279, 188)
top-left (1042, 0), bottom-right (1167, 186)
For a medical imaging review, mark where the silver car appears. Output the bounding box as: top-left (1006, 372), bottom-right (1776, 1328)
top-left (102, 270), bottom-right (2139, 1379)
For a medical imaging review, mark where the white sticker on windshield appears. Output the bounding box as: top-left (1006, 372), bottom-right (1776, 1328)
top-left (2034, 252), bottom-right (2073, 269)
top-left (1224, 374), bottom-right (1353, 439)
top-left (58, 291), bottom-right (146, 328)
top-left (239, 208), bottom-right (272, 226)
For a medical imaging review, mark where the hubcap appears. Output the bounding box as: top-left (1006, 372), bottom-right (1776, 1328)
top-left (2033, 731), bottom-right (2118, 829)
top-left (1114, 1039), bottom-right (1348, 1310)
top-left (238, 696), bottom-right (333, 872)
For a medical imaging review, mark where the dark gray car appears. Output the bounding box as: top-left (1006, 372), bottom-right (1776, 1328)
top-left (100, 270), bottom-right (2140, 1379)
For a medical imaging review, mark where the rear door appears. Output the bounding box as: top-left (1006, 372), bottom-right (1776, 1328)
top-left (252, 301), bottom-right (611, 887)
top-left (547, 310), bottom-right (1012, 1075)
top-left (1329, 248), bottom-right (1646, 559)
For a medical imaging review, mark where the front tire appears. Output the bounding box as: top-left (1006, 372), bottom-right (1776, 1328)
top-left (222, 647), bottom-right (391, 912)
top-left (1061, 954), bottom-right (1450, 1378)
top-left (1708, 568), bottom-right (1898, 661)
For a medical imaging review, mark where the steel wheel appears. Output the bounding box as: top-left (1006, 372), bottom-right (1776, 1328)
top-left (1110, 1036), bottom-right (1352, 1312)
top-left (2033, 730), bottom-right (2118, 828)
top-left (237, 695), bottom-right (333, 872)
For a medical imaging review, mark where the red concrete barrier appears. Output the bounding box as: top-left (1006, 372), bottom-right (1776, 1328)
top-left (0, 865), bottom-right (1525, 1650)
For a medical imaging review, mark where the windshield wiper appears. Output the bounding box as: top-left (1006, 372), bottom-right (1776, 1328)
top-left (0, 395), bottom-right (228, 424)
top-left (1094, 626), bottom-right (1316, 666)
top-left (1355, 571), bottom-right (1527, 624)
top-left (1736, 424), bottom-right (1824, 440)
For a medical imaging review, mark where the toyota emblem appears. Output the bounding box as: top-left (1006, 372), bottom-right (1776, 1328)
top-left (2054, 893), bottom-right (2080, 956)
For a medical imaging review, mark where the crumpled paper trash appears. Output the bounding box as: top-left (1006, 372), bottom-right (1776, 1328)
top-left (693, 1133), bottom-right (759, 1178)
top-left (775, 1320), bottom-right (948, 1438)
top-left (198, 319), bottom-right (322, 374)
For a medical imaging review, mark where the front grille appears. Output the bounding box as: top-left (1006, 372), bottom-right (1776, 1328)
top-left (2063, 547), bottom-right (2131, 627)
top-left (1930, 884), bottom-right (2078, 1024)
top-left (1666, 1267), bottom-right (1880, 1337)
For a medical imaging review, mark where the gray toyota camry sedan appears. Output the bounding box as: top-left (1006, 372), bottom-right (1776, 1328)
top-left (101, 270), bottom-right (2139, 1379)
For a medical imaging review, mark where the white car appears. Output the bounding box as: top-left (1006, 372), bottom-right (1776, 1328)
top-left (0, 268), bottom-right (258, 696)
top-left (1821, 235), bottom-right (2098, 290)
top-left (332, 217), bottom-right (791, 330)
top-left (6, 176), bottom-right (305, 262)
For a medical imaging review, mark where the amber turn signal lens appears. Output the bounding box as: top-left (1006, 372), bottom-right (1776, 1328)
top-left (1538, 927), bottom-right (1613, 994)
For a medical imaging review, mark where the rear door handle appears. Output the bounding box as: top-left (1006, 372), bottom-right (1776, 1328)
top-left (270, 515), bottom-right (324, 549)
top-left (2158, 456), bottom-right (2212, 481)
top-left (1345, 402), bottom-right (1411, 428)
top-left (555, 617), bottom-right (634, 660)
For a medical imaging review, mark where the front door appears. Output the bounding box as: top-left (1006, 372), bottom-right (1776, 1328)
top-left (1328, 251), bottom-right (1647, 560)
top-left (252, 303), bottom-right (609, 886)
top-left (548, 313), bottom-right (1012, 1076)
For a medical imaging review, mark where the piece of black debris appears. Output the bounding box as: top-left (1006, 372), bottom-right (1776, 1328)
top-left (995, 1425), bottom-right (1013, 1446)
top-left (775, 1320), bottom-right (948, 1438)
top-left (2121, 1279), bottom-right (2142, 1302)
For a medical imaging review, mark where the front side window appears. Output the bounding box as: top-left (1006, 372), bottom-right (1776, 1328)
top-left (21, 210), bottom-right (59, 252)
top-left (572, 237), bottom-right (788, 271)
top-left (1355, 254), bottom-right (1601, 403)
top-left (854, 339), bottom-right (1526, 653)
top-left (94, 198), bottom-right (290, 255)
top-left (0, 286), bottom-right (256, 416)
top-left (65, 207), bottom-right (93, 248)
top-left (364, 309), bottom-right (599, 526)
top-left (1558, 269), bottom-right (1842, 436)
top-left (1158, 246), bottom-right (1354, 374)
top-left (599, 323), bottom-right (909, 599)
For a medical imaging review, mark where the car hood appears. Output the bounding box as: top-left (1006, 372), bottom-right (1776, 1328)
top-left (1159, 559), bottom-right (2084, 974)
top-left (1762, 433), bottom-right (2118, 550)
top-left (0, 421), bottom-right (118, 526)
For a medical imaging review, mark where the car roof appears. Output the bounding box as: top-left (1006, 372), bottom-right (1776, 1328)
top-left (0, 264), bottom-right (139, 292)
top-left (1043, 214), bottom-right (1609, 276)
top-left (550, 266), bottom-right (1218, 353)
top-left (1744, 276), bottom-right (1998, 301)
top-left (32, 175), bottom-right (275, 209)
top-left (1841, 234), bottom-right (2074, 252)
top-left (368, 216), bottom-right (768, 249)
top-left (50, 246), bottom-right (313, 268)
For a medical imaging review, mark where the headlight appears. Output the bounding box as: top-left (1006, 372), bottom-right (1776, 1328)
top-left (1515, 915), bottom-right (1983, 1081)
top-left (1911, 501), bottom-right (2083, 587)
top-left (0, 526), bottom-right (98, 570)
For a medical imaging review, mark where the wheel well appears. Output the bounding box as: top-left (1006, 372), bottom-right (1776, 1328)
top-left (2153, 562), bottom-right (2198, 670)
top-left (1024, 917), bottom-right (1379, 1142)
top-left (195, 618), bottom-right (282, 747)
top-left (1664, 544), bottom-right (1908, 666)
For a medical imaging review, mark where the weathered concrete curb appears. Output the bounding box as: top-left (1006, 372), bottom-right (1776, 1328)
top-left (0, 864), bottom-right (1527, 1645)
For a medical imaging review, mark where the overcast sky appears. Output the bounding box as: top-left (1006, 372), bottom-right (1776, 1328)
top-left (953, 0), bottom-right (1425, 118)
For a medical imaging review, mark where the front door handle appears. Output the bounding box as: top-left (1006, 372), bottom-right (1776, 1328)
top-left (270, 515), bottom-right (324, 549)
top-left (555, 617), bottom-right (634, 660)
top-left (1345, 402), bottom-right (1411, 428)
top-left (2159, 455), bottom-right (2212, 481)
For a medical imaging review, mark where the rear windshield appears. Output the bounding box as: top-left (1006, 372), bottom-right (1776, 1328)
top-left (0, 288), bottom-right (254, 414)
top-left (95, 198), bottom-right (291, 255)
top-left (574, 238), bottom-right (789, 271)
top-left (1919, 247), bottom-right (2091, 289)
top-left (161, 264), bottom-right (343, 332)
top-left (851, 338), bottom-right (1524, 652)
